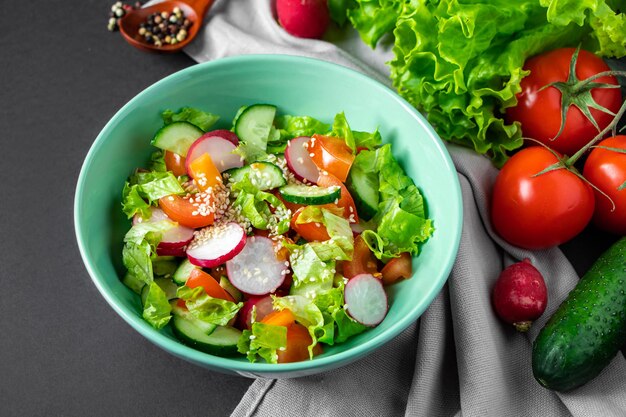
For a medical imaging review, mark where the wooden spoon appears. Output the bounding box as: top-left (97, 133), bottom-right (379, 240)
top-left (119, 0), bottom-right (215, 53)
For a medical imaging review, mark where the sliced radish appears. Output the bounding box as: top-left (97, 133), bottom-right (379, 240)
top-left (206, 129), bottom-right (240, 146)
top-left (236, 295), bottom-right (275, 330)
top-left (133, 208), bottom-right (194, 257)
top-left (186, 222), bottom-right (247, 268)
top-left (344, 273), bottom-right (388, 327)
top-left (285, 136), bottom-right (320, 184)
top-left (185, 134), bottom-right (244, 174)
top-left (226, 236), bottom-right (288, 295)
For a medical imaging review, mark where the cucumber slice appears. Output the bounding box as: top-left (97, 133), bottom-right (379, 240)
top-left (172, 258), bottom-right (200, 286)
top-left (234, 104), bottom-right (276, 151)
top-left (346, 167), bottom-right (379, 221)
top-left (279, 183), bottom-right (341, 205)
top-left (171, 301), bottom-right (217, 336)
top-left (224, 161), bottom-right (286, 190)
top-left (141, 278), bottom-right (179, 305)
top-left (151, 121), bottom-right (204, 156)
top-left (172, 315), bottom-right (241, 356)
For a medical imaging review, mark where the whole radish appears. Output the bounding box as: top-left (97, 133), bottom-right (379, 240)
top-left (492, 259), bottom-right (547, 332)
top-left (276, 0), bottom-right (330, 39)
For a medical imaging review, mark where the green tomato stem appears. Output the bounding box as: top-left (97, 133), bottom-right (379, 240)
top-left (574, 70), bottom-right (626, 92)
top-left (566, 98), bottom-right (626, 167)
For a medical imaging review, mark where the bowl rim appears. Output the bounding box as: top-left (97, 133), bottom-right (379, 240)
top-left (74, 53), bottom-right (463, 375)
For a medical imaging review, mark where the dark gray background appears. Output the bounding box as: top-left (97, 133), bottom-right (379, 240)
top-left (1, 1), bottom-right (621, 416)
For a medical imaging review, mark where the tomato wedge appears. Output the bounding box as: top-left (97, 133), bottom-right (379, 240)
top-left (343, 235), bottom-right (378, 279)
top-left (290, 207), bottom-right (331, 242)
top-left (309, 134), bottom-right (355, 182)
top-left (317, 172), bottom-right (359, 223)
top-left (176, 268), bottom-right (235, 308)
top-left (159, 194), bottom-right (215, 229)
top-left (188, 152), bottom-right (223, 192)
top-left (164, 151), bottom-right (187, 177)
top-left (381, 252), bottom-right (412, 286)
top-left (276, 323), bottom-right (323, 363)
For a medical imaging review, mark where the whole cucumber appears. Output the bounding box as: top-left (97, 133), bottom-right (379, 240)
top-left (532, 237), bottom-right (626, 392)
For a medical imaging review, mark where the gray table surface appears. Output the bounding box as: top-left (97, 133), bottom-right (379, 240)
top-left (2, 1), bottom-right (621, 416)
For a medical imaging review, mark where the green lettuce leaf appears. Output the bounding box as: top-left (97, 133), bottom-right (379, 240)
top-left (273, 295), bottom-right (325, 357)
top-left (124, 219), bottom-right (177, 247)
top-left (148, 150), bottom-right (167, 172)
top-left (121, 221), bottom-right (180, 297)
top-left (122, 171), bottom-right (185, 219)
top-left (237, 322), bottom-right (288, 364)
top-left (327, 112), bottom-right (382, 152)
top-left (312, 285), bottom-right (368, 344)
top-left (142, 281), bottom-right (172, 329)
top-left (162, 107), bottom-right (219, 131)
top-left (288, 244), bottom-right (337, 297)
top-left (328, 0), bottom-right (357, 26)
top-left (231, 175), bottom-right (290, 234)
top-left (287, 207), bottom-right (354, 296)
top-left (362, 198), bottom-right (433, 261)
top-left (122, 241), bottom-right (153, 287)
top-left (347, 0), bottom-right (403, 48)
top-left (176, 286), bottom-right (242, 326)
top-left (122, 182), bottom-right (152, 219)
top-left (275, 115), bottom-right (330, 139)
top-left (348, 145), bottom-right (433, 260)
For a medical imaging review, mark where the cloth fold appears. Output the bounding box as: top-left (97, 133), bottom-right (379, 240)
top-left (182, 1), bottom-right (626, 415)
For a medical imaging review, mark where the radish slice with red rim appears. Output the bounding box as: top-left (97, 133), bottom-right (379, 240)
top-left (133, 208), bottom-right (194, 257)
top-left (285, 136), bottom-right (320, 184)
top-left (206, 129), bottom-right (240, 146)
top-left (186, 134), bottom-right (244, 174)
top-left (226, 236), bottom-right (288, 295)
top-left (186, 222), bottom-right (247, 268)
top-left (344, 273), bottom-right (388, 326)
top-left (237, 295), bottom-right (275, 330)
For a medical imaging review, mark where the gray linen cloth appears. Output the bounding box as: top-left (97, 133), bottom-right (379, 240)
top-left (181, 1), bottom-right (626, 415)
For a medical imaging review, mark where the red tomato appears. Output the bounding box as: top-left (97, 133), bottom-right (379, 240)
top-left (381, 252), bottom-right (412, 286)
top-left (309, 134), bottom-right (355, 182)
top-left (317, 173), bottom-right (359, 223)
top-left (343, 235), bottom-right (378, 279)
top-left (276, 323), bottom-right (323, 363)
top-left (290, 207), bottom-right (331, 242)
top-left (158, 194), bottom-right (215, 229)
top-left (583, 135), bottom-right (626, 234)
top-left (164, 151), bottom-right (187, 177)
top-left (506, 48), bottom-right (621, 156)
top-left (491, 147), bottom-right (595, 249)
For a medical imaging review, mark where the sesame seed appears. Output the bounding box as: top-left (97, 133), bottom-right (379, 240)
top-left (309, 153), bottom-right (315, 158)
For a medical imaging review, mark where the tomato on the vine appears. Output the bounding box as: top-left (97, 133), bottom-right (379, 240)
top-left (505, 48), bottom-right (621, 156)
top-left (583, 135), bottom-right (626, 235)
top-left (491, 147), bottom-right (595, 249)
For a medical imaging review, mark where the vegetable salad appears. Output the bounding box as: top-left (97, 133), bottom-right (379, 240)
top-left (120, 105), bottom-right (433, 363)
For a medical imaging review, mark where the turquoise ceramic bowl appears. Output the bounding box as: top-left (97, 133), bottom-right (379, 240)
top-left (74, 55), bottom-right (462, 379)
